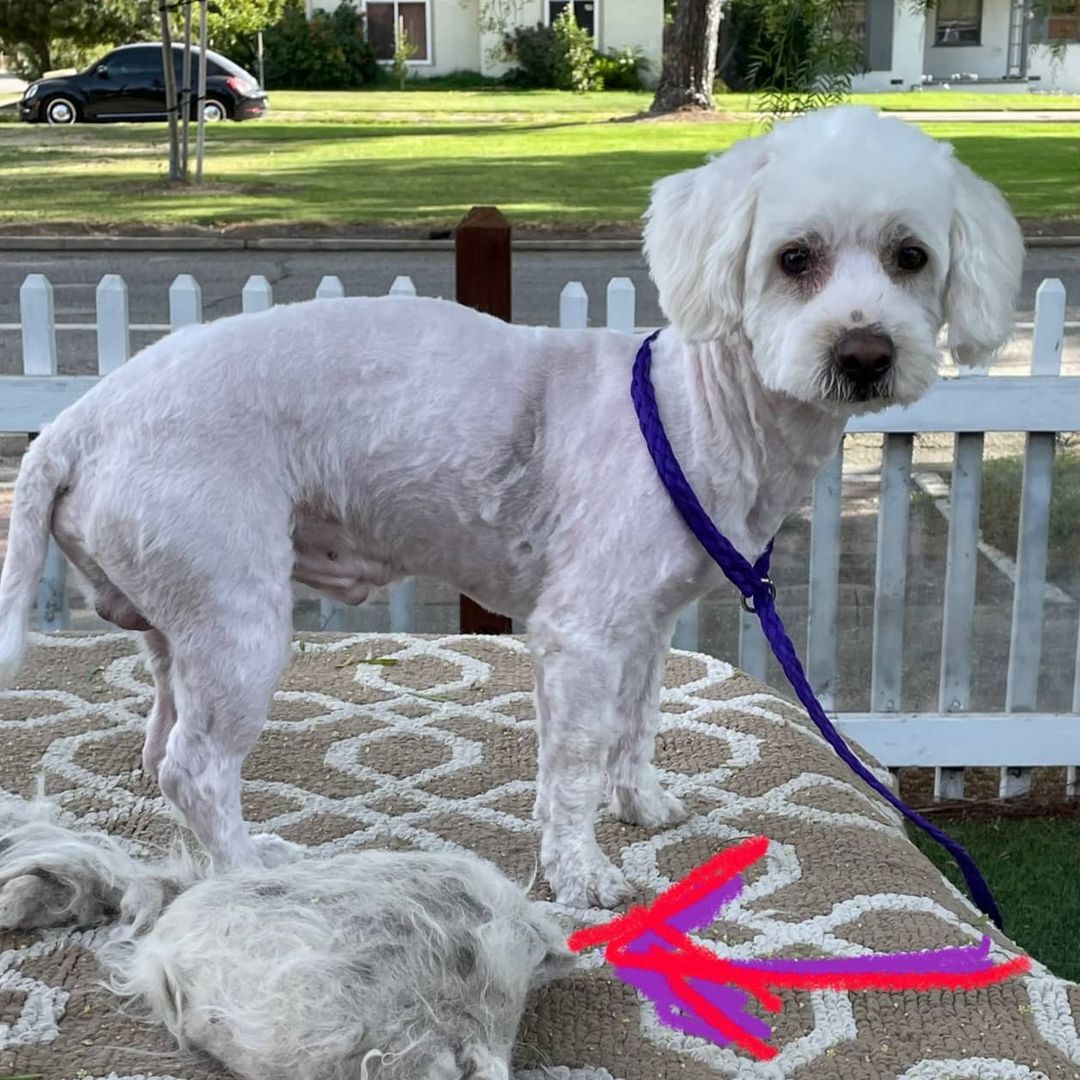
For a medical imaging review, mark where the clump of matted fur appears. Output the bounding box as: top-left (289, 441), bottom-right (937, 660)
top-left (0, 795), bottom-right (576, 1080)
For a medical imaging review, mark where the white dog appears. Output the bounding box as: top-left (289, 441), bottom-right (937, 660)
top-left (0, 795), bottom-right (575, 1080)
top-left (0, 106), bottom-right (1023, 908)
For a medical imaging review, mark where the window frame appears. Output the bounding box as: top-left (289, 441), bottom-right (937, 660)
top-left (933, 0), bottom-right (983, 48)
top-left (363, 0), bottom-right (433, 66)
top-left (544, 0), bottom-right (600, 42)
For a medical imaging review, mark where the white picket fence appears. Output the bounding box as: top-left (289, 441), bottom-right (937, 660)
top-left (2, 270), bottom-right (1080, 801)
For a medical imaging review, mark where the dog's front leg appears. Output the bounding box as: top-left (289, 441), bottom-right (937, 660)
top-left (529, 615), bottom-right (633, 908)
top-left (606, 628), bottom-right (688, 829)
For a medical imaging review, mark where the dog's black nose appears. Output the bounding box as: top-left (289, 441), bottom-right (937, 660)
top-left (833, 330), bottom-right (894, 385)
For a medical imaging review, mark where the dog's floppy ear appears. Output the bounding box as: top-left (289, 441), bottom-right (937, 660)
top-left (944, 158), bottom-right (1025, 366)
top-left (643, 137), bottom-right (770, 342)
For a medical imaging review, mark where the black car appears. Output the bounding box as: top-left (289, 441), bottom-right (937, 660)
top-left (19, 43), bottom-right (268, 125)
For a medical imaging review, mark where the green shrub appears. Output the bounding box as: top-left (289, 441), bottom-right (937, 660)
top-left (593, 46), bottom-right (649, 90)
top-left (263, 0), bottom-right (380, 90)
top-left (501, 22), bottom-right (555, 88)
top-left (551, 6), bottom-right (602, 92)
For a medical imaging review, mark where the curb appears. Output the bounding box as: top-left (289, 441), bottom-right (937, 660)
top-left (0, 235), bottom-right (1074, 252)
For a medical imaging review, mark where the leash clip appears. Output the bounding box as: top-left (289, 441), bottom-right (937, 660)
top-left (740, 578), bottom-right (776, 613)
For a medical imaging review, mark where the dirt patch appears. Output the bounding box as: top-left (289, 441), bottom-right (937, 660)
top-left (609, 106), bottom-right (748, 124)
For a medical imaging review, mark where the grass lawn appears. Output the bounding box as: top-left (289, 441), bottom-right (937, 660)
top-left (0, 90), bottom-right (1078, 229)
top-left (910, 816), bottom-right (1080, 981)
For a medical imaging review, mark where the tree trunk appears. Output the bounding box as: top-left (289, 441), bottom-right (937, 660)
top-left (650, 0), bottom-right (723, 113)
top-left (160, 7), bottom-right (183, 182)
top-left (27, 35), bottom-right (52, 78)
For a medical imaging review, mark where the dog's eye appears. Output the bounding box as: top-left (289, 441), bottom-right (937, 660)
top-left (779, 247), bottom-right (812, 276)
top-left (897, 245), bottom-right (928, 272)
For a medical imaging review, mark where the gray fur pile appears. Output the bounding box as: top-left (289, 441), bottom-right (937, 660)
top-left (0, 795), bottom-right (577, 1080)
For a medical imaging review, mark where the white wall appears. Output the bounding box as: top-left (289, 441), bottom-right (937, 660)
top-left (923, 0), bottom-right (1012, 81)
top-left (433, 0), bottom-right (482, 74)
top-left (602, 0), bottom-right (664, 86)
top-left (851, 2), bottom-right (927, 91)
top-left (478, 0), bottom-right (544, 78)
top-left (1027, 42), bottom-right (1080, 92)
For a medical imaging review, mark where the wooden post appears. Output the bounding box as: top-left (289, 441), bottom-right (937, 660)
top-left (455, 206), bottom-right (514, 635)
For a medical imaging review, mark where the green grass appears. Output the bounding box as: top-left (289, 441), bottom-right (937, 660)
top-left (910, 816), bottom-right (1080, 980)
top-left (980, 448), bottom-right (1080, 590)
top-left (1, 91), bottom-right (1077, 229)
top-left (845, 90), bottom-right (1080, 111)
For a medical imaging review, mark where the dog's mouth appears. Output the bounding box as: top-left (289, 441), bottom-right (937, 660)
top-left (815, 365), bottom-right (895, 406)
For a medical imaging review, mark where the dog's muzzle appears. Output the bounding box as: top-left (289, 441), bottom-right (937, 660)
top-left (832, 329), bottom-right (894, 400)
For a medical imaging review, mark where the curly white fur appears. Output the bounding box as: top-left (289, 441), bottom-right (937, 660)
top-left (0, 106), bottom-right (1024, 909)
top-left (0, 795), bottom-right (575, 1080)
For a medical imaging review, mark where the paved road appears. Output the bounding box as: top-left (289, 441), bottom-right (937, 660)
top-left (1, 246), bottom-right (1078, 376)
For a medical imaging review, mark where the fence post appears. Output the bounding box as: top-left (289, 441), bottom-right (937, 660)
top-left (871, 434), bottom-right (914, 712)
top-left (454, 206), bottom-right (514, 635)
top-left (1003, 277), bottom-right (1066, 799)
top-left (20, 275), bottom-right (70, 632)
top-left (316, 275), bottom-right (345, 300)
top-left (242, 275), bottom-right (273, 313)
top-left (606, 277), bottom-right (635, 334)
top-left (808, 445), bottom-right (843, 710)
top-left (20, 275), bottom-right (56, 378)
top-left (387, 274), bottom-right (417, 632)
top-left (559, 282), bottom-right (588, 330)
top-left (96, 275), bottom-right (130, 375)
top-left (169, 274), bottom-right (202, 329)
top-left (312, 277), bottom-right (348, 630)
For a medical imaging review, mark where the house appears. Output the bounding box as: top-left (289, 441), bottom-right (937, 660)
top-left (849, 0), bottom-right (1080, 93)
top-left (304, 0), bottom-right (664, 81)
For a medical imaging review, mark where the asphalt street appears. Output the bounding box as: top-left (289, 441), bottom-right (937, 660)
top-left (0, 245), bottom-right (1077, 376)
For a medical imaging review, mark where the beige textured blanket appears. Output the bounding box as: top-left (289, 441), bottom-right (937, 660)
top-left (1, 632), bottom-right (1077, 1080)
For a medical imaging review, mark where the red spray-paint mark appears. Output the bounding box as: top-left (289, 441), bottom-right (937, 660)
top-left (568, 836), bottom-right (1029, 1061)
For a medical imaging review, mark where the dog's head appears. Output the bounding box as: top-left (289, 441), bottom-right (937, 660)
top-left (643, 105), bottom-right (1024, 413)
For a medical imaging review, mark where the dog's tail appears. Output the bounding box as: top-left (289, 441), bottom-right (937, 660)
top-left (0, 429), bottom-right (70, 688)
top-left (0, 788), bottom-right (204, 934)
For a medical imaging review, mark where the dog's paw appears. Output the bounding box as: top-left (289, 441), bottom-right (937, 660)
top-left (251, 833), bottom-right (306, 868)
top-left (545, 847), bottom-right (632, 910)
top-left (609, 784), bottom-right (687, 829)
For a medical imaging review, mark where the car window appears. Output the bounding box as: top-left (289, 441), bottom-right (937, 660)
top-left (109, 49), bottom-right (163, 76)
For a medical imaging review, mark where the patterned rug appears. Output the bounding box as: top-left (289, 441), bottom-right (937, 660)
top-left (1, 631), bottom-right (1079, 1080)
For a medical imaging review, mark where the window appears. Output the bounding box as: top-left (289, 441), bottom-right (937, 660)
top-left (1048, 0), bottom-right (1080, 42)
top-left (365, 1), bottom-right (430, 62)
top-left (834, 0), bottom-right (867, 51)
top-left (548, 1), bottom-right (596, 37)
top-left (106, 49), bottom-right (163, 76)
top-left (934, 0), bottom-right (982, 46)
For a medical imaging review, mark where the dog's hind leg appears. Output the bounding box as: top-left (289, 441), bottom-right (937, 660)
top-left (157, 588), bottom-right (296, 871)
top-left (606, 627), bottom-right (688, 829)
top-left (139, 629), bottom-right (175, 781)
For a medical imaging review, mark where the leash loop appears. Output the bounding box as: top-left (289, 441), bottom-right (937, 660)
top-left (741, 578), bottom-right (777, 613)
top-left (631, 329), bottom-right (1003, 931)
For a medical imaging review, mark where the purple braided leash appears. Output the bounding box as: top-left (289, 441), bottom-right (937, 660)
top-left (631, 330), bottom-right (1003, 930)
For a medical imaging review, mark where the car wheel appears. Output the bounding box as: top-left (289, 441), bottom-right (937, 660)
top-left (44, 96), bottom-right (79, 125)
top-left (202, 98), bottom-right (228, 122)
